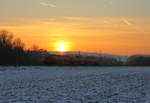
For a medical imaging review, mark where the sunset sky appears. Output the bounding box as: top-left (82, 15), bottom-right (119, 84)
top-left (0, 0), bottom-right (150, 55)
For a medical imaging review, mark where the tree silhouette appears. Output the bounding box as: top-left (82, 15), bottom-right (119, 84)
top-left (0, 30), bottom-right (25, 65)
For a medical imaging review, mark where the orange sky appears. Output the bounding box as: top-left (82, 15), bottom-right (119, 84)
top-left (0, 17), bottom-right (150, 55)
top-left (0, 0), bottom-right (150, 55)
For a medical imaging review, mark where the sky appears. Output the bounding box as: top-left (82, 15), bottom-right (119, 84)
top-left (0, 0), bottom-right (150, 55)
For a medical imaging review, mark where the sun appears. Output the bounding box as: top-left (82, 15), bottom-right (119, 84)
top-left (55, 42), bottom-right (69, 52)
top-left (58, 43), bottom-right (67, 52)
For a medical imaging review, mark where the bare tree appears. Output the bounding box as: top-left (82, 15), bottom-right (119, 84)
top-left (13, 38), bottom-right (24, 50)
top-left (0, 30), bottom-right (26, 65)
top-left (0, 30), bottom-right (13, 49)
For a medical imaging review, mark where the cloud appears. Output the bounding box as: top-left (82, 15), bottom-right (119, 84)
top-left (62, 17), bottom-right (94, 22)
top-left (121, 17), bottom-right (132, 26)
top-left (40, 2), bottom-right (56, 7)
top-left (104, 0), bottom-right (113, 5)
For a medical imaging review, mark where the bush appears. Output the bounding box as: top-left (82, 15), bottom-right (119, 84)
top-left (126, 55), bottom-right (150, 66)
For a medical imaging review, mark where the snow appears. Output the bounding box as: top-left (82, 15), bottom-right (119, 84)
top-left (0, 66), bottom-right (150, 103)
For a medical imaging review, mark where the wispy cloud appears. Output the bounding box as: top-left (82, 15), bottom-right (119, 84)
top-left (104, 0), bottom-right (113, 5)
top-left (121, 17), bottom-right (132, 26)
top-left (62, 17), bottom-right (94, 22)
top-left (40, 2), bottom-right (56, 7)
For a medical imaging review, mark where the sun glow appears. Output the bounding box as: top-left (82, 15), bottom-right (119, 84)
top-left (55, 42), bottom-right (70, 52)
top-left (58, 44), bottom-right (67, 52)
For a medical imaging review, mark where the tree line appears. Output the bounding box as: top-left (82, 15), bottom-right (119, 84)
top-left (0, 30), bottom-right (150, 66)
top-left (0, 30), bottom-right (47, 65)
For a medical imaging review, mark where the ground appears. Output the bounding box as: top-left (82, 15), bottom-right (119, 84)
top-left (0, 66), bottom-right (150, 103)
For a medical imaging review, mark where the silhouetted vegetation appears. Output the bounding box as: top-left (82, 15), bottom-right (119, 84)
top-left (0, 30), bottom-right (47, 66)
top-left (126, 55), bottom-right (150, 66)
top-left (0, 30), bottom-right (149, 66)
top-left (44, 54), bottom-right (123, 66)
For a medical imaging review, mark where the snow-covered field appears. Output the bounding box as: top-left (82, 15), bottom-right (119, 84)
top-left (0, 66), bottom-right (150, 103)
